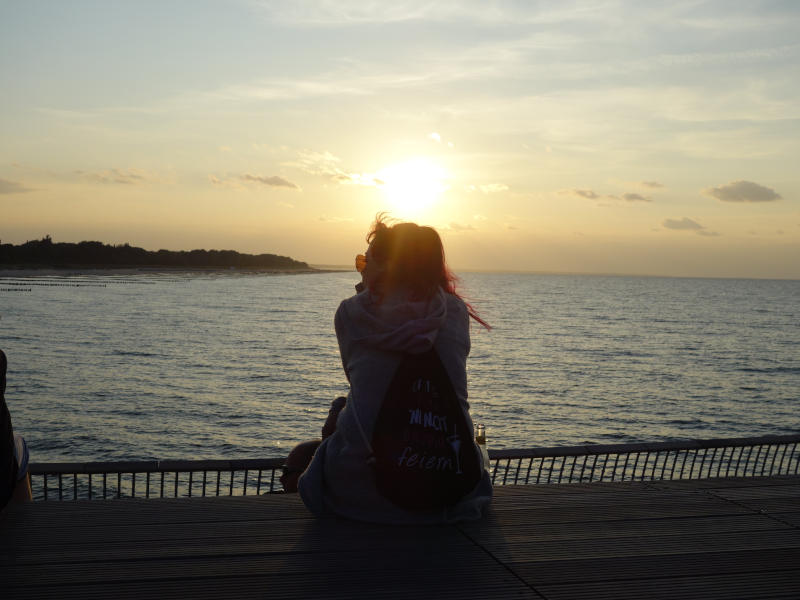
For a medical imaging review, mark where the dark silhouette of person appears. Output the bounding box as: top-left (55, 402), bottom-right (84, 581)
top-left (1, 349), bottom-right (32, 510)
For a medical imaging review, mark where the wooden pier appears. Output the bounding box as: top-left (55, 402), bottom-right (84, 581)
top-left (2, 476), bottom-right (799, 599)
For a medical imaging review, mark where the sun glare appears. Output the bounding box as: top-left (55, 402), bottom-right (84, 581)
top-left (376, 158), bottom-right (449, 220)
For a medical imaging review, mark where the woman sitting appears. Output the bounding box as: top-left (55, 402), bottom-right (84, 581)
top-left (297, 216), bottom-right (492, 523)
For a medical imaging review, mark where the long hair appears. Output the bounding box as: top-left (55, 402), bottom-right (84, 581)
top-left (366, 215), bottom-right (490, 329)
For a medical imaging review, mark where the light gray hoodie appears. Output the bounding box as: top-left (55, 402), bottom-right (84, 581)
top-left (298, 288), bottom-right (492, 524)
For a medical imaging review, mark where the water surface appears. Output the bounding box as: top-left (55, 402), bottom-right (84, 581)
top-left (1, 271), bottom-right (797, 461)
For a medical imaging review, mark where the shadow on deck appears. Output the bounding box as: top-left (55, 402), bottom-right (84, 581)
top-left (2, 476), bottom-right (799, 599)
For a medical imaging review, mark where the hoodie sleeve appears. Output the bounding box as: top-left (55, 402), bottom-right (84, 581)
top-left (334, 300), bottom-right (351, 382)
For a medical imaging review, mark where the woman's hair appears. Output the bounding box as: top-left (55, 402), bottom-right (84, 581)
top-left (366, 215), bottom-right (490, 329)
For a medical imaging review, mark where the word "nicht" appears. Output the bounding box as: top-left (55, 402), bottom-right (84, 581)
top-left (408, 409), bottom-right (448, 432)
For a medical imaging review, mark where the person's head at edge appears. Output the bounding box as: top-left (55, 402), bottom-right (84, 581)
top-left (1, 349), bottom-right (33, 507)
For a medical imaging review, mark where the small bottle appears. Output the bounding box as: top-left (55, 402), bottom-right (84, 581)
top-left (475, 423), bottom-right (490, 471)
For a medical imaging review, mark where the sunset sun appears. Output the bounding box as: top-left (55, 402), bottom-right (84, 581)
top-left (376, 158), bottom-right (449, 220)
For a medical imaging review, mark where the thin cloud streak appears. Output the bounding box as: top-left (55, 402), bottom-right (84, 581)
top-left (75, 169), bottom-right (150, 185)
top-left (622, 193), bottom-right (651, 202)
top-left (287, 150), bottom-right (381, 187)
top-left (210, 174), bottom-right (300, 190)
top-left (479, 184), bottom-right (509, 194)
top-left (447, 222), bottom-right (476, 232)
top-left (663, 217), bottom-right (719, 237)
top-left (240, 174), bottom-right (299, 189)
top-left (663, 217), bottom-right (704, 230)
top-left (565, 189), bottom-right (601, 200)
top-left (255, 1), bottom-right (622, 27)
top-left (0, 178), bottom-right (33, 194)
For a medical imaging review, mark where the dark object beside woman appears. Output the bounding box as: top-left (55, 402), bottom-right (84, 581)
top-left (1, 349), bottom-right (32, 510)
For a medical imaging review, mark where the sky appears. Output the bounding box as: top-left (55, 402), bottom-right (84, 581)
top-left (1, 0), bottom-right (798, 278)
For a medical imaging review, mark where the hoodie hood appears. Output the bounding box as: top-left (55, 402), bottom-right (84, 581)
top-left (347, 288), bottom-right (448, 354)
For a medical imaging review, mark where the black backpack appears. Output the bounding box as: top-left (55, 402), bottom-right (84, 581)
top-left (370, 348), bottom-right (482, 511)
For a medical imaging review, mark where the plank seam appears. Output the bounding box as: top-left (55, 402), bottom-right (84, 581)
top-left (455, 523), bottom-right (551, 600)
top-left (525, 565), bottom-right (800, 589)
top-left (704, 488), bottom-right (800, 531)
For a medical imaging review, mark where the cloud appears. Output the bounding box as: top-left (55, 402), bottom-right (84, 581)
top-left (288, 150), bottom-right (381, 187)
top-left (331, 173), bottom-right (384, 186)
top-left (641, 181), bottom-right (664, 189)
top-left (703, 180), bottom-right (781, 203)
top-left (240, 174), bottom-right (299, 189)
top-left (0, 178), bottom-right (33, 194)
top-left (318, 216), bottom-right (354, 223)
top-left (662, 217), bottom-right (720, 236)
top-left (479, 183), bottom-right (509, 194)
top-left (564, 188), bottom-right (652, 203)
top-left (290, 150), bottom-right (342, 177)
top-left (76, 168), bottom-right (149, 185)
top-left (663, 217), bottom-right (704, 231)
top-left (257, 2), bottom-right (614, 27)
top-left (565, 189), bottom-right (600, 200)
top-left (448, 222), bottom-right (475, 232)
top-left (210, 173), bottom-right (300, 190)
top-left (428, 132), bottom-right (441, 143)
top-left (622, 193), bottom-right (651, 202)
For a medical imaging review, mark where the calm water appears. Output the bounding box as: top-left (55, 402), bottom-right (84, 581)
top-left (1, 271), bottom-right (798, 462)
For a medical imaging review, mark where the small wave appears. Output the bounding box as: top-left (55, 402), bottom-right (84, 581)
top-left (112, 349), bottom-right (167, 358)
top-left (665, 418), bottom-right (708, 426)
top-left (740, 366), bottom-right (800, 374)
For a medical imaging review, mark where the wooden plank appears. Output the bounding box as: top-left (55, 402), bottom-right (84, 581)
top-left (484, 487), bottom-right (746, 507)
top-left (0, 494), bottom-right (311, 529)
top-left (536, 570), bottom-right (800, 600)
top-left (2, 511), bottom-right (475, 549)
top-left (6, 547), bottom-right (498, 586)
top-left (725, 498), bottom-right (800, 513)
top-left (459, 514), bottom-right (785, 545)
top-left (2, 519), bottom-right (475, 565)
top-left (507, 547), bottom-right (800, 586)
top-left (465, 497), bottom-right (753, 526)
top-left (6, 569), bottom-right (542, 600)
top-left (649, 476), bottom-right (800, 490)
top-left (709, 484), bottom-right (800, 500)
top-left (469, 529), bottom-right (800, 563)
top-left (774, 511), bottom-right (800, 527)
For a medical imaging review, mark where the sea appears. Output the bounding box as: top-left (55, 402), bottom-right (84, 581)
top-left (1, 270), bottom-right (798, 463)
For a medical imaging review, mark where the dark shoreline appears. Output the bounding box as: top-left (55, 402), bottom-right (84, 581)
top-left (0, 265), bottom-right (349, 277)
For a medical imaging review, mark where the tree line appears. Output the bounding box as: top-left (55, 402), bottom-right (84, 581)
top-left (0, 236), bottom-right (310, 270)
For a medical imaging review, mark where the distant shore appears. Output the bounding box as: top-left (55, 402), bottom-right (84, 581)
top-left (0, 265), bottom-right (348, 277)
